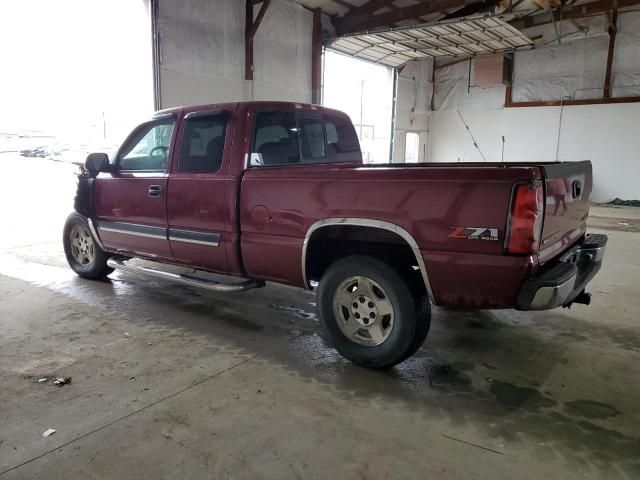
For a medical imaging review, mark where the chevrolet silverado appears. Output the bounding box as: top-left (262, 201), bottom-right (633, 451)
top-left (64, 101), bottom-right (607, 367)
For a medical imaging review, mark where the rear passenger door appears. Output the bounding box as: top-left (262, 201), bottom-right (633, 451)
top-left (166, 110), bottom-right (232, 273)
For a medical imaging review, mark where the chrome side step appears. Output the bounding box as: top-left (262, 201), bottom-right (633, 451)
top-left (107, 258), bottom-right (265, 293)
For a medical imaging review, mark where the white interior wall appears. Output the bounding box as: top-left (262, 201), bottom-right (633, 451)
top-left (429, 103), bottom-right (640, 202)
top-left (393, 60), bottom-right (433, 163)
top-left (157, 0), bottom-right (312, 108)
top-left (392, 11), bottom-right (640, 201)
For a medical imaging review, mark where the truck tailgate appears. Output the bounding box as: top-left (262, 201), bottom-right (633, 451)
top-left (538, 161), bottom-right (592, 264)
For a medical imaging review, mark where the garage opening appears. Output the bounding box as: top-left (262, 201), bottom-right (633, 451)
top-left (322, 50), bottom-right (394, 164)
top-left (0, 0), bottom-right (154, 160)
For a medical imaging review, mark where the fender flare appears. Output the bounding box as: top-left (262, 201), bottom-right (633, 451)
top-left (301, 218), bottom-right (435, 302)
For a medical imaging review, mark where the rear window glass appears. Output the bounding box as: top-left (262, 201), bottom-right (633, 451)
top-left (178, 114), bottom-right (227, 173)
top-left (298, 116), bottom-right (326, 162)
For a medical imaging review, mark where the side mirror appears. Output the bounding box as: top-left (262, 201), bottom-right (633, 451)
top-left (85, 152), bottom-right (110, 174)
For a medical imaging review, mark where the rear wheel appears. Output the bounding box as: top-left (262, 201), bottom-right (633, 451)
top-left (317, 255), bottom-right (429, 368)
top-left (63, 212), bottom-right (113, 279)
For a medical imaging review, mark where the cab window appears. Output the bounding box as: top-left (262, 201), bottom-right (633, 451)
top-left (253, 111), bottom-right (300, 165)
top-left (178, 114), bottom-right (227, 173)
top-left (251, 110), bottom-right (361, 167)
top-left (118, 119), bottom-right (175, 171)
top-left (298, 116), bottom-right (326, 162)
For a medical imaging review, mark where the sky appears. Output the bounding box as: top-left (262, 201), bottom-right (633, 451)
top-left (0, 0), bottom-right (154, 146)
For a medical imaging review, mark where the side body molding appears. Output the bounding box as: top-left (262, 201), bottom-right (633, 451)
top-left (301, 218), bottom-right (435, 302)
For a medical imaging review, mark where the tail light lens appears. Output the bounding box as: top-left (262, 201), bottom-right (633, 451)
top-left (506, 182), bottom-right (544, 255)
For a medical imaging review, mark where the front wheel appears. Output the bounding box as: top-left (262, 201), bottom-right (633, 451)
top-left (317, 255), bottom-right (429, 368)
top-left (63, 212), bottom-right (113, 279)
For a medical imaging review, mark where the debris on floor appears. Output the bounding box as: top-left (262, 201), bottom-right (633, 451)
top-left (37, 377), bottom-right (48, 383)
top-left (52, 377), bottom-right (71, 386)
top-left (42, 429), bottom-right (56, 438)
top-left (607, 198), bottom-right (640, 207)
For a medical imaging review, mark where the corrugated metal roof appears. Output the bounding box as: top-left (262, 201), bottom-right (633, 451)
top-left (327, 16), bottom-right (534, 67)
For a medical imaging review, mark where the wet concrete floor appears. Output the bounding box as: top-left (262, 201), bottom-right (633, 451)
top-left (0, 156), bottom-right (639, 479)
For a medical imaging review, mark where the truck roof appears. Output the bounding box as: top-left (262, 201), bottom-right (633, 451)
top-left (152, 101), bottom-right (344, 118)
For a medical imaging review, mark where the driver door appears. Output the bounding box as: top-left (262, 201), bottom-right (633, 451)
top-left (93, 116), bottom-right (176, 260)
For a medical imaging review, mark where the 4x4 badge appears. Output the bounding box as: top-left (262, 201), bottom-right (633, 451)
top-left (449, 227), bottom-right (499, 241)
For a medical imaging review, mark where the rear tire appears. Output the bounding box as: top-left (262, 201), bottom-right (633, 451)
top-left (399, 294), bottom-right (431, 361)
top-left (317, 255), bottom-right (426, 368)
top-left (63, 212), bottom-right (113, 279)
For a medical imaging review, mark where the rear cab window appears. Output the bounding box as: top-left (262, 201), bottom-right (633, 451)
top-left (251, 108), bottom-right (361, 167)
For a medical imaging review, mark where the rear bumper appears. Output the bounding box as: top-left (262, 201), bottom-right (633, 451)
top-left (516, 234), bottom-right (607, 310)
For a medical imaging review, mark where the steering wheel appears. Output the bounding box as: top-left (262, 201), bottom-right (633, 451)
top-left (149, 145), bottom-right (168, 158)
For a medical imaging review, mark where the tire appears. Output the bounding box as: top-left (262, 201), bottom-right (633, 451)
top-left (63, 212), bottom-right (113, 279)
top-left (317, 255), bottom-right (425, 368)
top-left (399, 293), bottom-right (431, 362)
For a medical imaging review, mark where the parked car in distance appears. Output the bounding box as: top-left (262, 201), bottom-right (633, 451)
top-left (64, 101), bottom-right (607, 368)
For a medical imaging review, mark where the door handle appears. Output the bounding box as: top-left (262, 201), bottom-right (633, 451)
top-left (148, 185), bottom-right (164, 198)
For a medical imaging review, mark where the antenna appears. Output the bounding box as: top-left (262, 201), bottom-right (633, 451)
top-left (501, 135), bottom-right (506, 164)
top-left (457, 110), bottom-right (487, 162)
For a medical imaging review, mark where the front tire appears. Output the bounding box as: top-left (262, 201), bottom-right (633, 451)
top-left (317, 255), bottom-right (425, 368)
top-left (63, 212), bottom-right (113, 279)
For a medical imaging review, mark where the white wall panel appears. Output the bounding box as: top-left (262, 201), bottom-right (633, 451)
top-left (394, 59), bottom-right (432, 162)
top-left (157, 0), bottom-right (312, 108)
top-left (428, 103), bottom-right (640, 202)
top-left (253, 0), bottom-right (312, 102)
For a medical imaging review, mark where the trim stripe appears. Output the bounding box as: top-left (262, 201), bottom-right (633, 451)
top-left (169, 228), bottom-right (220, 247)
top-left (97, 221), bottom-right (220, 247)
top-left (98, 221), bottom-right (166, 240)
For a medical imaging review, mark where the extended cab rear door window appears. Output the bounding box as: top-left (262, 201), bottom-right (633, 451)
top-left (118, 119), bottom-right (175, 172)
top-left (178, 112), bottom-right (228, 173)
top-left (253, 110), bottom-right (301, 166)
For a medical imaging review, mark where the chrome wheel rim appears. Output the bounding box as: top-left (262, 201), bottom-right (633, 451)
top-left (70, 225), bottom-right (95, 266)
top-left (332, 276), bottom-right (394, 346)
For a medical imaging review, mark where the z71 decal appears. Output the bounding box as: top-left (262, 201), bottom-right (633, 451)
top-left (448, 226), bottom-right (499, 241)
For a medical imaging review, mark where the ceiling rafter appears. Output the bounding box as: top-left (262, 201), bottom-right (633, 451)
top-left (510, 0), bottom-right (640, 29)
top-left (335, 0), bottom-right (480, 34)
top-left (329, 0), bottom-right (357, 11)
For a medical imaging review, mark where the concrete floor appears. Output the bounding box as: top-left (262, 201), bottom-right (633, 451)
top-left (1, 155), bottom-right (639, 479)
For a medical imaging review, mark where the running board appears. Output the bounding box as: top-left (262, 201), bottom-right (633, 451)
top-left (107, 258), bottom-right (265, 293)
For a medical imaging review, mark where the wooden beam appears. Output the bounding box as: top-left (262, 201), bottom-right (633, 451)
top-left (506, 96), bottom-right (640, 107)
top-left (603, 9), bottom-right (618, 99)
top-left (511, 0), bottom-right (640, 29)
top-left (440, 0), bottom-right (501, 20)
top-left (248, 0), bottom-right (271, 39)
top-left (347, 0), bottom-right (397, 18)
top-left (245, 0), bottom-right (271, 81)
top-left (430, 59), bottom-right (437, 111)
top-left (330, 0), bottom-right (356, 10)
top-left (312, 8), bottom-right (323, 104)
top-left (337, 0), bottom-right (476, 34)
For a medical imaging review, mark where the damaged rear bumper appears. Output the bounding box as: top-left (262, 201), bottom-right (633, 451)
top-left (516, 234), bottom-right (607, 310)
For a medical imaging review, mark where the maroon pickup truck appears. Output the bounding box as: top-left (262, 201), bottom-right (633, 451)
top-left (64, 101), bottom-right (607, 368)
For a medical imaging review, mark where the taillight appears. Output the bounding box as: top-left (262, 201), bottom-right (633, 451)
top-left (506, 181), bottom-right (543, 255)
